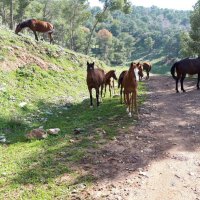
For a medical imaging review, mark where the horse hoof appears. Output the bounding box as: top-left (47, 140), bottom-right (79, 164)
top-left (128, 112), bottom-right (132, 117)
top-left (176, 90), bottom-right (179, 93)
top-left (126, 108), bottom-right (129, 113)
top-left (182, 90), bottom-right (186, 93)
top-left (90, 105), bottom-right (93, 109)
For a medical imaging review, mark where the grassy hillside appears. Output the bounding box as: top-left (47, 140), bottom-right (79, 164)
top-left (0, 28), bottom-right (146, 199)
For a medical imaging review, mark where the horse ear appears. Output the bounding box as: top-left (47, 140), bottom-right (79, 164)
top-left (87, 61), bottom-right (89, 65)
top-left (92, 62), bottom-right (94, 65)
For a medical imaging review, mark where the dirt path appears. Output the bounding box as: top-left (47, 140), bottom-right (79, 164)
top-left (76, 75), bottom-right (200, 200)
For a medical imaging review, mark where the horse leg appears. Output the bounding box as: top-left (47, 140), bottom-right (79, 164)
top-left (134, 90), bottom-right (138, 117)
top-left (113, 80), bottom-right (115, 94)
top-left (127, 93), bottom-right (132, 117)
top-left (96, 88), bottom-right (100, 107)
top-left (100, 84), bottom-right (104, 102)
top-left (120, 87), bottom-right (122, 104)
top-left (48, 33), bottom-right (53, 44)
top-left (109, 84), bottom-right (111, 97)
top-left (33, 31), bottom-right (39, 41)
top-left (176, 78), bottom-right (179, 93)
top-left (89, 88), bottom-right (93, 108)
top-left (104, 84), bottom-right (107, 97)
top-left (147, 70), bottom-right (150, 80)
top-left (180, 75), bottom-right (186, 92)
top-left (197, 73), bottom-right (200, 89)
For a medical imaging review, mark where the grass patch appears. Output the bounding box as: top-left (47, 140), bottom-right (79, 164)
top-left (0, 28), bottom-right (147, 199)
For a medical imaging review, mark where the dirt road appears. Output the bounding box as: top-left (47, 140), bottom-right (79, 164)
top-left (77, 75), bottom-right (200, 200)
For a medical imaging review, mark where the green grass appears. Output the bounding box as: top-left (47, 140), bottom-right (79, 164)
top-left (0, 28), bottom-right (147, 199)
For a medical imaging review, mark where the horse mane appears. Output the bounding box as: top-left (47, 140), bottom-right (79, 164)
top-left (19, 19), bottom-right (33, 28)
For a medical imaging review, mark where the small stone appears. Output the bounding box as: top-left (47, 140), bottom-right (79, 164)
top-left (47, 128), bottom-right (60, 135)
top-left (19, 102), bottom-right (27, 108)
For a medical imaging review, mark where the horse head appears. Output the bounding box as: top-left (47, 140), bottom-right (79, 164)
top-left (15, 23), bottom-right (22, 34)
top-left (136, 62), bottom-right (144, 79)
top-left (111, 70), bottom-right (118, 80)
top-left (87, 62), bottom-right (94, 71)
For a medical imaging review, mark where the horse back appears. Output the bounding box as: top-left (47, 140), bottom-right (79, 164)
top-left (30, 19), bottom-right (54, 33)
top-left (178, 58), bottom-right (200, 75)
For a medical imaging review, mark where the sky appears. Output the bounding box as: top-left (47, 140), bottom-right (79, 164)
top-left (88, 0), bottom-right (197, 11)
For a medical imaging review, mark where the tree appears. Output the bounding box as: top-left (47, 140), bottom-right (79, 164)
top-left (85, 0), bottom-right (131, 54)
top-left (10, 0), bottom-right (13, 29)
top-left (144, 36), bottom-right (154, 52)
top-left (62, 0), bottom-right (90, 51)
top-left (189, 0), bottom-right (200, 56)
top-left (97, 28), bottom-right (112, 61)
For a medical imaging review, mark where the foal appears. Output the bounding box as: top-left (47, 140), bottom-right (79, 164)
top-left (104, 70), bottom-right (117, 97)
top-left (15, 19), bottom-right (54, 44)
top-left (86, 62), bottom-right (105, 107)
top-left (122, 62), bottom-right (139, 118)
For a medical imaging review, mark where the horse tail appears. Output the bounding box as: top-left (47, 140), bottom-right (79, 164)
top-left (171, 62), bottom-right (178, 80)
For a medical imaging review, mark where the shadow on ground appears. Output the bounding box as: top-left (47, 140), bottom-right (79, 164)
top-left (2, 78), bottom-right (200, 198)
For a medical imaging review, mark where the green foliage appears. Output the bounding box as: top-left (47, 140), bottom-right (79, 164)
top-left (189, 0), bottom-right (200, 56)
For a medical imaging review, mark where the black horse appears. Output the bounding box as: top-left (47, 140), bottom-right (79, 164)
top-left (171, 57), bottom-right (200, 93)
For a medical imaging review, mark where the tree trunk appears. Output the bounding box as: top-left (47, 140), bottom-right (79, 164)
top-left (10, 0), bottom-right (13, 29)
top-left (85, 5), bottom-right (108, 55)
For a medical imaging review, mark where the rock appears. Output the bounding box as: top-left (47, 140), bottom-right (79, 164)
top-left (19, 102), bottom-right (27, 108)
top-left (47, 128), bottom-right (60, 135)
top-left (0, 135), bottom-right (6, 143)
top-left (26, 128), bottom-right (48, 140)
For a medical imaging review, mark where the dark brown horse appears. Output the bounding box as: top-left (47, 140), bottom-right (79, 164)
top-left (118, 63), bottom-right (142, 104)
top-left (104, 70), bottom-right (117, 97)
top-left (142, 62), bottom-right (152, 79)
top-left (123, 62), bottom-right (138, 118)
top-left (15, 19), bottom-right (54, 44)
top-left (171, 57), bottom-right (200, 93)
top-left (86, 62), bottom-right (105, 107)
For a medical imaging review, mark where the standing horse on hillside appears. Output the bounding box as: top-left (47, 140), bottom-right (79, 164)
top-left (123, 62), bottom-right (139, 118)
top-left (171, 57), bottom-right (200, 93)
top-left (142, 62), bottom-right (152, 80)
top-left (86, 62), bottom-right (105, 107)
top-left (15, 19), bottom-right (54, 44)
top-left (118, 62), bottom-right (143, 104)
top-left (104, 70), bottom-right (117, 97)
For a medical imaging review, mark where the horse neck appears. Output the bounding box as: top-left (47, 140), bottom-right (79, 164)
top-left (20, 20), bottom-right (32, 28)
top-left (128, 66), bottom-right (136, 79)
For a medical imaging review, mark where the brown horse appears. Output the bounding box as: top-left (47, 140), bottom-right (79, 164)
top-left (86, 62), bottom-right (105, 107)
top-left (171, 57), bottom-right (200, 93)
top-left (15, 19), bottom-right (54, 44)
top-left (118, 63), bottom-right (142, 104)
top-left (142, 62), bottom-right (152, 79)
top-left (104, 70), bottom-right (117, 97)
top-left (123, 62), bottom-right (138, 118)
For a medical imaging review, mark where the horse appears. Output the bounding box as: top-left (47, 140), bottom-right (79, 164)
top-left (118, 62), bottom-right (142, 104)
top-left (104, 70), bottom-right (117, 97)
top-left (137, 62), bottom-right (144, 81)
top-left (142, 62), bottom-right (152, 79)
top-left (122, 62), bottom-right (139, 118)
top-left (118, 70), bottom-right (127, 104)
top-left (171, 57), bottom-right (200, 93)
top-left (15, 19), bottom-right (54, 44)
top-left (86, 62), bottom-right (105, 107)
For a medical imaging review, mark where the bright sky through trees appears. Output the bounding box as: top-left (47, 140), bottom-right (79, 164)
top-left (88, 0), bottom-right (197, 10)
